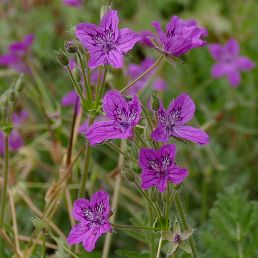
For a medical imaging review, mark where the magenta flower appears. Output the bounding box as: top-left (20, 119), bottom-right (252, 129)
top-left (208, 39), bottom-right (255, 87)
top-left (139, 144), bottom-right (188, 192)
top-left (0, 110), bottom-right (29, 155)
top-left (139, 30), bottom-right (155, 47)
top-left (0, 34), bottom-right (34, 73)
top-left (67, 190), bottom-right (112, 252)
top-left (63, 0), bottom-right (82, 7)
top-left (153, 78), bottom-right (167, 91)
top-left (127, 57), bottom-right (156, 94)
top-left (76, 10), bottom-right (140, 69)
top-left (84, 90), bottom-right (142, 145)
top-left (151, 93), bottom-right (209, 145)
top-left (152, 16), bottom-right (206, 57)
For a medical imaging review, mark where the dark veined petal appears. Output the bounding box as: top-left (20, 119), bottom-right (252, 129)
top-left (168, 167), bottom-right (188, 185)
top-left (107, 49), bottom-right (123, 68)
top-left (141, 170), bottom-right (160, 190)
top-left (67, 223), bottom-right (91, 245)
top-left (127, 95), bottom-right (142, 126)
top-left (151, 126), bottom-right (169, 143)
top-left (90, 190), bottom-right (111, 216)
top-left (102, 90), bottom-right (128, 121)
top-left (171, 125), bottom-right (209, 145)
top-left (167, 93), bottom-right (195, 126)
top-left (139, 147), bottom-right (159, 171)
top-left (157, 177), bottom-right (168, 192)
top-left (100, 10), bottom-right (119, 41)
top-left (88, 48), bottom-right (107, 69)
top-left (152, 21), bottom-right (166, 46)
top-left (158, 144), bottom-right (176, 167)
top-left (117, 28), bottom-right (141, 53)
top-left (72, 198), bottom-right (91, 222)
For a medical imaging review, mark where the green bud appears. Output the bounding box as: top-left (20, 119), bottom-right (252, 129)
top-left (125, 96), bottom-right (133, 102)
top-left (55, 50), bottom-right (69, 66)
top-left (149, 188), bottom-right (158, 202)
top-left (15, 74), bottom-right (24, 92)
top-left (73, 68), bottom-right (81, 82)
top-left (122, 168), bottom-right (136, 182)
top-left (151, 93), bottom-right (160, 111)
top-left (64, 41), bottom-right (78, 54)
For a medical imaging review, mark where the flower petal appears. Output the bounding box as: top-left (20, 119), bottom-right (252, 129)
top-left (139, 147), bottom-right (159, 171)
top-left (141, 170), bottom-right (160, 190)
top-left (88, 48), bottom-right (107, 69)
top-left (225, 38), bottom-right (239, 56)
top-left (226, 69), bottom-right (241, 87)
top-left (107, 49), bottom-right (123, 68)
top-left (168, 167), bottom-right (188, 185)
top-left (158, 144), bottom-right (176, 165)
top-left (117, 28), bottom-right (140, 53)
top-left (208, 44), bottom-right (225, 61)
top-left (151, 126), bottom-right (169, 142)
top-left (157, 177), bottom-right (167, 192)
top-left (90, 190), bottom-right (111, 216)
top-left (172, 125), bottom-right (209, 145)
top-left (100, 10), bottom-right (119, 41)
top-left (72, 198), bottom-right (91, 222)
top-left (67, 223), bottom-right (90, 245)
top-left (211, 63), bottom-right (227, 78)
top-left (9, 130), bottom-right (23, 151)
top-left (127, 95), bottom-right (142, 126)
top-left (167, 93), bottom-right (195, 125)
top-left (152, 21), bottom-right (166, 45)
top-left (61, 90), bottom-right (78, 107)
top-left (236, 56), bottom-right (255, 71)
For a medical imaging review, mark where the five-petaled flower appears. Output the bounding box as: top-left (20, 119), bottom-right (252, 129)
top-left (151, 93), bottom-right (209, 145)
top-left (208, 39), bottom-right (255, 87)
top-left (152, 16), bottom-right (207, 57)
top-left (0, 34), bottom-right (34, 74)
top-left (76, 10), bottom-right (140, 69)
top-left (139, 144), bottom-right (188, 192)
top-left (83, 90), bottom-right (142, 145)
top-left (67, 190), bottom-right (112, 252)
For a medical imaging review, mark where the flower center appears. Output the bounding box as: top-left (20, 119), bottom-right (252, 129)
top-left (174, 233), bottom-right (181, 243)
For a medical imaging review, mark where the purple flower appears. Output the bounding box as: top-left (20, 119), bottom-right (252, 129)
top-left (67, 190), bottom-right (112, 252)
top-left (127, 57), bottom-right (155, 94)
top-left (151, 93), bottom-right (209, 145)
top-left (139, 30), bottom-right (155, 47)
top-left (0, 34), bottom-right (34, 73)
top-left (152, 16), bottom-right (207, 57)
top-left (153, 78), bottom-right (167, 91)
top-left (0, 110), bottom-right (29, 155)
top-left (84, 90), bottom-right (142, 145)
top-left (61, 90), bottom-right (80, 114)
top-left (63, 0), bottom-right (82, 7)
top-left (139, 144), bottom-right (188, 192)
top-left (76, 10), bottom-right (140, 69)
top-left (208, 39), bottom-right (255, 87)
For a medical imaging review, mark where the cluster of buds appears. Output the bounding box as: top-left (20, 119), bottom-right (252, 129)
top-left (0, 74), bottom-right (24, 135)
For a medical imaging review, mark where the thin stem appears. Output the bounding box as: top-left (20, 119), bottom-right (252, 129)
top-left (120, 55), bottom-right (164, 93)
top-left (156, 234), bottom-right (163, 258)
top-left (95, 65), bottom-right (108, 109)
top-left (134, 129), bottom-right (146, 147)
top-left (111, 223), bottom-right (160, 231)
top-left (0, 135), bottom-right (9, 255)
top-left (174, 192), bottom-right (198, 258)
top-left (165, 184), bottom-right (170, 228)
top-left (134, 181), bottom-right (162, 219)
top-left (77, 52), bottom-right (92, 103)
top-left (42, 229), bottom-right (46, 258)
top-left (78, 142), bottom-right (92, 198)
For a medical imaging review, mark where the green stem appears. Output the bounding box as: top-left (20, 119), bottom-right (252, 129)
top-left (120, 55), bottom-right (164, 93)
top-left (134, 129), bottom-right (146, 147)
top-left (95, 65), bottom-right (108, 109)
top-left (165, 184), bottom-right (170, 228)
top-left (174, 192), bottom-right (198, 258)
top-left (148, 204), bottom-right (156, 258)
top-left (156, 234), bottom-right (163, 258)
top-left (111, 223), bottom-right (159, 231)
top-left (0, 135), bottom-right (9, 255)
top-left (134, 181), bottom-right (162, 219)
top-left (42, 229), bottom-right (46, 258)
top-left (77, 52), bottom-right (92, 103)
top-left (78, 141), bottom-right (92, 198)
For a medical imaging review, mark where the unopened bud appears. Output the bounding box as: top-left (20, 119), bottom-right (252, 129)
top-left (64, 41), bottom-right (78, 54)
top-left (73, 68), bottom-right (81, 82)
top-left (151, 93), bottom-right (160, 111)
top-left (125, 96), bottom-right (133, 102)
top-left (150, 188), bottom-right (157, 202)
top-left (55, 50), bottom-right (69, 66)
top-left (122, 168), bottom-right (135, 182)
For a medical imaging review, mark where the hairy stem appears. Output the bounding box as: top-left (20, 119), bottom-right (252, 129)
top-left (174, 192), bottom-right (198, 258)
top-left (95, 65), bottom-right (108, 109)
top-left (120, 55), bottom-right (164, 93)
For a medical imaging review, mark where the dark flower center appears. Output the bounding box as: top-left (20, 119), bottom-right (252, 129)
top-left (174, 233), bottom-right (181, 243)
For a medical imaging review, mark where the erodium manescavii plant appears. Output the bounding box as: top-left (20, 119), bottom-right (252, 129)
top-left (1, 1), bottom-right (257, 258)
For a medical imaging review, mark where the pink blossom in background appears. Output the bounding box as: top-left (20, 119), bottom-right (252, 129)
top-left (151, 93), bottom-right (209, 145)
top-left (63, 0), bottom-right (82, 7)
top-left (0, 34), bottom-right (34, 73)
top-left (139, 30), bottom-right (155, 47)
top-left (153, 78), bottom-right (167, 91)
top-left (76, 10), bottom-right (141, 68)
top-left (67, 190), bottom-right (112, 252)
top-left (152, 16), bottom-right (207, 57)
top-left (208, 39), bottom-right (255, 87)
top-left (139, 144), bottom-right (188, 192)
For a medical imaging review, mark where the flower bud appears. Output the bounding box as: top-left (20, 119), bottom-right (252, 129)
top-left (64, 41), bottom-right (78, 54)
top-left (55, 50), bottom-right (69, 66)
top-left (150, 93), bottom-right (160, 111)
top-left (73, 68), bottom-right (81, 82)
top-left (125, 96), bottom-right (133, 102)
top-left (122, 168), bottom-right (135, 182)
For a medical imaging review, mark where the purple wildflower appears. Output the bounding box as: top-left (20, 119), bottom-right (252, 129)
top-left (63, 0), bottom-right (82, 7)
top-left (151, 93), bottom-right (209, 145)
top-left (139, 30), bottom-right (155, 47)
top-left (84, 90), bottom-right (142, 145)
top-left (0, 110), bottom-right (29, 155)
top-left (152, 16), bottom-right (207, 57)
top-left (153, 77), bottom-right (167, 91)
top-left (139, 144), bottom-right (188, 192)
top-left (208, 39), bottom-right (255, 87)
top-left (76, 10), bottom-right (140, 69)
top-left (0, 34), bottom-right (34, 73)
top-left (127, 57), bottom-right (155, 94)
top-left (67, 190), bottom-right (112, 252)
